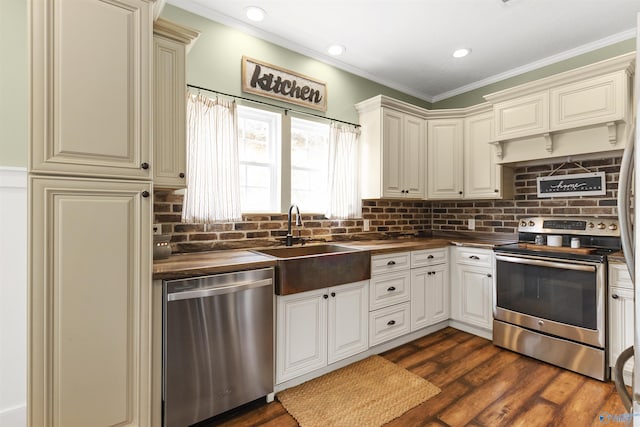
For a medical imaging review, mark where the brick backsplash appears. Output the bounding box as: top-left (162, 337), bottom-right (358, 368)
top-left (154, 157), bottom-right (620, 253)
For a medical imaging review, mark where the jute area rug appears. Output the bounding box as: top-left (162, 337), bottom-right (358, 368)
top-left (276, 355), bottom-right (441, 427)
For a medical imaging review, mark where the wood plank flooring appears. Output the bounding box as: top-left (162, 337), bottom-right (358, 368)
top-left (206, 327), bottom-right (628, 427)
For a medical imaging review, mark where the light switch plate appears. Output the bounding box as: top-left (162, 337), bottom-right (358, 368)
top-left (153, 224), bottom-right (162, 235)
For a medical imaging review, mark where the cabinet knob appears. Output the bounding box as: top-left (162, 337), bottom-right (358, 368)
top-left (179, 172), bottom-right (185, 178)
top-left (331, 292), bottom-right (336, 297)
top-left (494, 189), bottom-right (499, 193)
top-left (387, 320), bottom-right (396, 326)
top-left (141, 191), bottom-right (150, 198)
top-left (487, 273), bottom-right (492, 278)
top-left (612, 294), bottom-right (619, 299)
top-left (387, 286), bottom-right (396, 292)
top-left (469, 255), bottom-right (480, 260)
top-left (387, 260), bottom-right (396, 266)
top-left (323, 294), bottom-right (329, 299)
top-left (458, 191), bottom-right (463, 195)
top-left (141, 162), bottom-right (149, 170)
top-left (427, 255), bottom-right (434, 259)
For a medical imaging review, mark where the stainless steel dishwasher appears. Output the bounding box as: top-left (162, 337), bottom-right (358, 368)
top-left (163, 268), bottom-right (274, 427)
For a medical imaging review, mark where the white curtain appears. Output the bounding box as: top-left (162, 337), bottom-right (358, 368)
top-left (326, 123), bottom-right (362, 219)
top-left (182, 93), bottom-right (242, 223)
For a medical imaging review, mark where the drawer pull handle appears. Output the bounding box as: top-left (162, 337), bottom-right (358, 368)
top-left (387, 320), bottom-right (396, 326)
top-left (387, 286), bottom-right (396, 292)
top-left (387, 260), bottom-right (396, 266)
top-left (427, 255), bottom-right (434, 259)
top-left (612, 294), bottom-right (619, 299)
top-left (469, 255), bottom-right (480, 260)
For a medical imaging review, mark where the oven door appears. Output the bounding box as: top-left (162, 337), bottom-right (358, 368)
top-left (494, 253), bottom-right (605, 348)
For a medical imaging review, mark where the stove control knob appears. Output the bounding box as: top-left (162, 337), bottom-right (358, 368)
top-left (609, 223), bottom-right (618, 231)
top-left (520, 221), bottom-right (527, 227)
top-left (588, 222), bottom-right (595, 228)
top-left (528, 220), bottom-right (535, 227)
top-left (597, 222), bottom-right (606, 230)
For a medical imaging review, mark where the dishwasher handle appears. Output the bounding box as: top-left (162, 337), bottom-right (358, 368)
top-left (167, 278), bottom-right (273, 301)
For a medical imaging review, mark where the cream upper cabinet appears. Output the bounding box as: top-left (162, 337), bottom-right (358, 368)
top-left (427, 118), bottom-right (463, 199)
top-left (152, 19), bottom-right (200, 188)
top-left (357, 96), bottom-right (426, 199)
top-left (550, 70), bottom-right (627, 132)
top-left (493, 91), bottom-right (549, 141)
top-left (463, 110), bottom-right (513, 199)
top-left (29, 176), bottom-right (152, 427)
top-left (31, 0), bottom-right (152, 179)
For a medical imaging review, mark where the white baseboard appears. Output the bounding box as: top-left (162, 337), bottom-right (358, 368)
top-left (0, 404), bottom-right (26, 427)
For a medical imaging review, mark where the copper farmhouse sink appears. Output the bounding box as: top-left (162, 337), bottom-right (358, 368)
top-left (252, 244), bottom-right (371, 295)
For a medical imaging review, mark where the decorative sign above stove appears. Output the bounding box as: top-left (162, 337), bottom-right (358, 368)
top-left (536, 172), bottom-right (606, 198)
top-left (241, 56), bottom-right (327, 112)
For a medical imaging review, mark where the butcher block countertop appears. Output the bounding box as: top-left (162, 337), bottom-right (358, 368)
top-left (153, 236), bottom-right (515, 280)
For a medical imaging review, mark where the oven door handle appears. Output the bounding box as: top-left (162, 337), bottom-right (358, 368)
top-left (495, 254), bottom-right (596, 272)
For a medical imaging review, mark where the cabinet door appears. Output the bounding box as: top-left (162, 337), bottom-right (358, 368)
top-left (427, 119), bottom-right (463, 199)
top-left (493, 91), bottom-right (549, 140)
top-left (29, 176), bottom-right (152, 427)
top-left (464, 111), bottom-right (502, 199)
top-left (276, 289), bottom-right (327, 383)
top-left (382, 109), bottom-right (405, 198)
top-left (429, 265), bottom-right (450, 324)
top-left (31, 0), bottom-right (151, 179)
top-left (153, 35), bottom-right (187, 188)
top-left (608, 286), bottom-right (634, 375)
top-left (327, 281), bottom-right (369, 364)
top-left (411, 265), bottom-right (449, 331)
top-left (403, 114), bottom-right (426, 198)
top-left (454, 265), bottom-right (493, 330)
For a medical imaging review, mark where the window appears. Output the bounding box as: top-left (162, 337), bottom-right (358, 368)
top-left (237, 106), bottom-right (281, 212)
top-left (291, 118), bottom-right (329, 213)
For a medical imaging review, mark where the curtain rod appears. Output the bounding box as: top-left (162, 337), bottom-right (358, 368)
top-left (187, 84), bottom-right (360, 128)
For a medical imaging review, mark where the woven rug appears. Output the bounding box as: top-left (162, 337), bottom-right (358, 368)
top-left (277, 355), bottom-right (441, 427)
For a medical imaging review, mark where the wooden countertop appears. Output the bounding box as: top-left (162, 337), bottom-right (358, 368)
top-left (153, 237), bottom-right (515, 280)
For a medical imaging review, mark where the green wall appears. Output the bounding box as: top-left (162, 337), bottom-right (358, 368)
top-left (160, 5), bottom-right (433, 123)
top-left (1, 0), bottom-right (27, 168)
top-left (432, 38), bottom-right (636, 109)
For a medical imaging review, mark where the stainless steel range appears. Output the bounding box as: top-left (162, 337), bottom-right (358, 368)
top-left (492, 217), bottom-right (621, 381)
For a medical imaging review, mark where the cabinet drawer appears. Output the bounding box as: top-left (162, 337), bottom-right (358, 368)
top-left (411, 248), bottom-right (448, 268)
top-left (369, 302), bottom-right (411, 346)
top-left (455, 247), bottom-right (493, 267)
top-left (371, 252), bottom-right (410, 275)
top-left (609, 263), bottom-right (633, 290)
top-left (369, 271), bottom-right (411, 310)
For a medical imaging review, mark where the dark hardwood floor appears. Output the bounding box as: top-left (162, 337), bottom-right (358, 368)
top-left (209, 327), bottom-right (628, 427)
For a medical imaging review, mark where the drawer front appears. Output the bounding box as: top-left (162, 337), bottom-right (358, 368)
top-left (369, 271), bottom-right (411, 311)
top-left (371, 252), bottom-right (410, 275)
top-left (455, 247), bottom-right (493, 267)
top-left (369, 302), bottom-right (411, 346)
top-left (411, 248), bottom-right (448, 268)
top-left (609, 263), bottom-right (633, 290)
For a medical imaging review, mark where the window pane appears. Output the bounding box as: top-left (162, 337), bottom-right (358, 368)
top-left (291, 118), bottom-right (329, 213)
top-left (237, 106), bottom-right (281, 212)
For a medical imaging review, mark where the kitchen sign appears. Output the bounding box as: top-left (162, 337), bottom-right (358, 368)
top-left (241, 56), bottom-right (327, 112)
top-left (536, 172), bottom-right (606, 197)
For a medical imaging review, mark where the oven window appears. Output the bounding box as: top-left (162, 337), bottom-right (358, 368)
top-left (496, 260), bottom-right (597, 329)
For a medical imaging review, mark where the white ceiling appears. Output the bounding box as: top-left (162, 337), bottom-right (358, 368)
top-left (167, 0), bottom-right (640, 103)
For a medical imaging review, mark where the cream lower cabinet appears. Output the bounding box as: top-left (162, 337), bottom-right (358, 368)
top-left (411, 248), bottom-right (449, 331)
top-left (608, 263), bottom-right (634, 385)
top-left (427, 118), bottom-right (464, 199)
top-left (29, 176), bottom-right (152, 427)
top-left (276, 280), bottom-right (369, 383)
top-left (450, 247), bottom-right (494, 332)
top-left (30, 0), bottom-right (152, 179)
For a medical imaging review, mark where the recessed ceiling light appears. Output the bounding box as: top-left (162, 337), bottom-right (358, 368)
top-left (327, 44), bottom-right (346, 56)
top-left (452, 48), bottom-right (471, 58)
top-left (245, 6), bottom-right (266, 22)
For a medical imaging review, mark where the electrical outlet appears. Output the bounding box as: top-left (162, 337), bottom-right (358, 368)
top-left (153, 224), bottom-right (162, 235)
top-left (363, 219), bottom-right (370, 231)
top-left (468, 218), bottom-right (475, 230)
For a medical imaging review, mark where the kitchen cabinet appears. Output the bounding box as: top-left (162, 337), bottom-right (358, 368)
top-left (427, 119), bottom-right (463, 199)
top-left (29, 176), bottom-right (152, 427)
top-left (276, 280), bottom-right (369, 383)
top-left (450, 247), bottom-right (494, 333)
top-left (463, 110), bottom-right (513, 199)
top-left (152, 19), bottom-right (200, 188)
top-left (493, 91), bottom-right (549, 141)
top-left (411, 248), bottom-right (449, 331)
top-left (356, 97), bottom-right (426, 199)
top-left (30, 0), bottom-right (152, 180)
top-left (608, 263), bottom-right (634, 385)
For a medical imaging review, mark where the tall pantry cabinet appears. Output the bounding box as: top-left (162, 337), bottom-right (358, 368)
top-left (29, 1), bottom-right (154, 426)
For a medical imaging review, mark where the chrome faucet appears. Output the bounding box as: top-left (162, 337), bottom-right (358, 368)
top-left (286, 204), bottom-right (303, 246)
